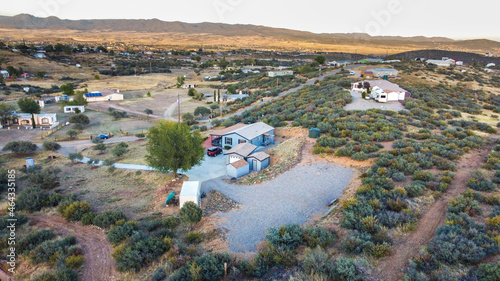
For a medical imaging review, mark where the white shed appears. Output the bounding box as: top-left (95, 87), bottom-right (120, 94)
top-left (179, 181), bottom-right (201, 208)
top-left (226, 159), bottom-right (250, 178)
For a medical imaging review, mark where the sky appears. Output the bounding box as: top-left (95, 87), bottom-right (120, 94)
top-left (0, 0), bottom-right (499, 41)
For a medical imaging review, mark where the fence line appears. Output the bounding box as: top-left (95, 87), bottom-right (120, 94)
top-left (41, 123), bottom-right (67, 139)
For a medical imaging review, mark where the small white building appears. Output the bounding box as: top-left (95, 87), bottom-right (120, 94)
top-left (182, 84), bottom-right (197, 89)
top-left (225, 143), bottom-right (271, 178)
top-left (33, 53), bottom-right (46, 59)
top-left (0, 70), bottom-right (9, 79)
top-left (84, 89), bottom-right (123, 102)
top-left (351, 80), bottom-right (410, 102)
top-left (36, 100), bottom-right (45, 108)
top-left (267, 70), bottom-right (294, 77)
top-left (179, 181), bottom-right (201, 208)
top-left (486, 63), bottom-right (496, 68)
top-left (371, 68), bottom-right (399, 77)
top-left (227, 159), bottom-right (250, 179)
top-left (64, 105), bottom-right (85, 113)
top-left (426, 59), bottom-right (454, 67)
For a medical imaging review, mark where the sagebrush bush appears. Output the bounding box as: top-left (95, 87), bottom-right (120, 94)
top-left (266, 224), bottom-right (303, 250)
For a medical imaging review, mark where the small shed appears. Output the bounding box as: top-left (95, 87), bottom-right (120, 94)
top-left (247, 152), bottom-right (270, 171)
top-left (226, 159), bottom-right (250, 178)
top-left (309, 128), bottom-right (321, 138)
top-left (26, 157), bottom-right (35, 168)
top-left (179, 181), bottom-right (201, 208)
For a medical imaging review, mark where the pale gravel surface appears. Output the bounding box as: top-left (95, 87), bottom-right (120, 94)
top-left (201, 163), bottom-right (354, 252)
top-left (344, 90), bottom-right (406, 112)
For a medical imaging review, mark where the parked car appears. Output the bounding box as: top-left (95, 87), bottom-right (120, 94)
top-left (95, 134), bottom-right (109, 140)
top-left (207, 147), bottom-right (222, 156)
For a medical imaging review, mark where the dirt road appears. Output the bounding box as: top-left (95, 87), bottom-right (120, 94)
top-left (373, 136), bottom-right (498, 281)
top-left (29, 215), bottom-right (119, 281)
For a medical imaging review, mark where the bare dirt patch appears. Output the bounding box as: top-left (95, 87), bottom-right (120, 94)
top-left (29, 214), bottom-right (119, 281)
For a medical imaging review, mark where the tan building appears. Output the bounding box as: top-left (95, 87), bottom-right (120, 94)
top-left (84, 89), bottom-right (124, 102)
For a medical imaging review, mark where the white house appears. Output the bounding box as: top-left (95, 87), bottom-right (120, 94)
top-left (179, 181), bottom-right (201, 208)
top-left (33, 53), bottom-right (46, 59)
top-left (36, 100), bottom-right (45, 108)
top-left (225, 143), bottom-right (258, 165)
top-left (221, 122), bottom-right (274, 148)
top-left (351, 80), bottom-right (410, 102)
top-left (33, 113), bottom-right (58, 128)
top-left (84, 89), bottom-right (123, 102)
top-left (426, 59), bottom-right (454, 67)
top-left (182, 84), bottom-right (197, 89)
top-left (64, 105), bottom-right (85, 113)
top-left (0, 70), bottom-right (9, 79)
top-left (267, 70), bottom-right (294, 77)
top-left (486, 63), bottom-right (496, 68)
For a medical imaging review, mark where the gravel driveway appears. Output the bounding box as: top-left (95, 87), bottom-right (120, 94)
top-left (201, 163), bottom-right (354, 252)
top-left (343, 90), bottom-right (405, 111)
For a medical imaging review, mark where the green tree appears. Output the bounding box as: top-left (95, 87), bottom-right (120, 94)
top-left (2, 141), bottom-right (37, 154)
top-left (94, 74), bottom-right (100, 80)
top-left (314, 55), bottom-right (327, 65)
top-left (146, 120), bottom-right (204, 177)
top-left (193, 107), bottom-right (211, 118)
top-left (112, 142), bottom-right (128, 157)
top-left (67, 130), bottom-right (78, 139)
top-left (210, 104), bottom-right (219, 117)
top-left (179, 202), bottom-right (203, 226)
top-left (213, 90), bottom-right (217, 102)
top-left (42, 141), bottom-right (61, 159)
top-left (188, 88), bottom-right (197, 97)
top-left (69, 114), bottom-right (90, 125)
top-left (182, 113), bottom-right (196, 125)
top-left (218, 58), bottom-right (229, 69)
top-left (36, 71), bottom-right (46, 79)
top-left (146, 91), bottom-right (151, 97)
top-left (0, 102), bottom-right (15, 126)
top-left (93, 143), bottom-right (107, 152)
top-left (144, 109), bottom-right (153, 118)
top-left (6, 66), bottom-right (17, 77)
top-left (60, 83), bottom-right (74, 95)
top-left (17, 98), bottom-right (40, 128)
top-left (176, 76), bottom-right (185, 88)
top-left (45, 44), bottom-right (54, 52)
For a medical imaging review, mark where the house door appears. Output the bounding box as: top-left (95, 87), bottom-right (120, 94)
top-left (252, 160), bottom-right (257, 170)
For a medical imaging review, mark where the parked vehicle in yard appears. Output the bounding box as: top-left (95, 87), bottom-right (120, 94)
top-left (207, 147), bottom-right (222, 156)
top-left (95, 134), bottom-right (109, 140)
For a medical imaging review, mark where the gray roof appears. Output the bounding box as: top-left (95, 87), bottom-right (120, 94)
top-left (248, 152), bottom-right (270, 161)
top-left (224, 143), bottom-right (257, 157)
top-left (227, 122), bottom-right (274, 140)
top-left (362, 80), bottom-right (408, 93)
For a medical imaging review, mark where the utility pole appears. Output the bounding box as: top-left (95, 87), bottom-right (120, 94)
top-left (177, 94), bottom-right (180, 123)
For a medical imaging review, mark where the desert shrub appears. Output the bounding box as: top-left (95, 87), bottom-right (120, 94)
top-left (333, 258), bottom-right (370, 281)
top-left (59, 201), bottom-right (91, 221)
top-left (65, 254), bottom-right (85, 269)
top-left (351, 152), bottom-right (368, 161)
top-left (405, 182), bottom-right (425, 198)
top-left (93, 211), bottom-right (127, 229)
top-left (302, 246), bottom-right (334, 277)
top-left (341, 231), bottom-right (374, 254)
top-left (222, 117), bottom-right (238, 127)
top-left (28, 167), bottom-right (61, 189)
top-left (185, 231), bottom-right (202, 244)
top-left (29, 236), bottom-right (76, 264)
top-left (112, 142), bottom-right (129, 157)
top-left (69, 113), bottom-right (90, 125)
top-left (179, 202), bottom-right (203, 225)
top-left (412, 171), bottom-right (436, 182)
top-left (53, 268), bottom-right (78, 281)
top-left (18, 229), bottom-right (55, 254)
top-left (108, 222), bottom-right (138, 244)
top-left (266, 224), bottom-right (303, 250)
top-left (144, 216), bottom-right (180, 231)
top-left (448, 194), bottom-right (482, 216)
top-left (113, 236), bottom-right (167, 272)
top-left (135, 133), bottom-right (145, 138)
top-left (2, 141), bottom-right (37, 154)
top-left (392, 172), bottom-right (407, 182)
top-left (42, 141), bottom-right (61, 152)
top-left (303, 227), bottom-right (336, 248)
top-left (467, 177), bottom-right (496, 192)
top-left (81, 212), bottom-right (96, 225)
top-left (152, 268), bottom-right (167, 281)
top-left (211, 119), bottom-right (222, 127)
top-left (17, 186), bottom-right (48, 212)
top-left (476, 262), bottom-right (500, 281)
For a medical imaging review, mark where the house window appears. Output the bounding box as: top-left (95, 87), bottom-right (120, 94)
top-left (225, 137), bottom-right (232, 145)
top-left (42, 118), bottom-right (49, 124)
top-left (239, 139), bottom-right (246, 144)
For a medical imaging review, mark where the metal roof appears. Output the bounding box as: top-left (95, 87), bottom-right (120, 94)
top-left (180, 181), bottom-right (200, 197)
top-left (225, 143), bottom-right (258, 158)
top-left (228, 122), bottom-right (274, 141)
top-left (247, 152), bottom-right (270, 161)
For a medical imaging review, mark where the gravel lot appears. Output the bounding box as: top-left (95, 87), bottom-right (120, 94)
top-left (344, 90), bottom-right (405, 111)
top-left (201, 163), bottom-right (354, 252)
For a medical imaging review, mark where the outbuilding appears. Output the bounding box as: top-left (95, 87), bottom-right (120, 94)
top-left (247, 152), bottom-right (270, 171)
top-left (179, 181), bottom-right (201, 208)
top-left (226, 159), bottom-right (250, 179)
top-left (64, 105), bottom-right (85, 113)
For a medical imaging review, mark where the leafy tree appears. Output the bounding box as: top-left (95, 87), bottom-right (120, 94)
top-left (36, 71), bottom-right (46, 79)
top-left (226, 84), bottom-right (237, 95)
top-left (17, 98), bottom-right (40, 127)
top-left (219, 58), bottom-right (229, 69)
top-left (6, 66), bottom-right (17, 77)
top-left (176, 76), bottom-right (185, 88)
top-left (193, 106), bottom-right (211, 118)
top-left (67, 130), bottom-right (78, 139)
top-left (146, 120), bottom-right (204, 177)
top-left (146, 91), bottom-right (151, 97)
top-left (210, 104), bottom-right (219, 117)
top-left (112, 142), bottom-right (129, 157)
top-left (68, 152), bottom-right (83, 163)
top-left (94, 74), bottom-right (100, 80)
top-left (2, 141), bottom-right (37, 154)
top-left (188, 88), bottom-right (197, 97)
top-left (60, 83), bottom-right (74, 95)
top-left (144, 108), bottom-right (153, 118)
top-left (179, 202), bottom-right (203, 226)
top-left (182, 113), bottom-right (196, 125)
top-left (69, 114), bottom-right (90, 125)
top-left (314, 55), bottom-right (327, 65)
top-left (17, 186), bottom-right (48, 212)
top-left (43, 141), bottom-right (61, 159)
top-left (0, 102), bottom-right (15, 125)
top-left (45, 44), bottom-right (54, 52)
top-left (93, 143), bottom-right (107, 152)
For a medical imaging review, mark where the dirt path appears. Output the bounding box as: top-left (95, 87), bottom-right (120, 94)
top-left (88, 102), bottom-right (163, 119)
top-left (29, 215), bottom-right (119, 281)
top-left (373, 136), bottom-right (498, 281)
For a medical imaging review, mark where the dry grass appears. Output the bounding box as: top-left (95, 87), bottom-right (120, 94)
top-left (81, 139), bottom-right (149, 165)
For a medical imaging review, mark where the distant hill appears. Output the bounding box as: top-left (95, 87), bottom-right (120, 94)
top-left (0, 14), bottom-right (499, 55)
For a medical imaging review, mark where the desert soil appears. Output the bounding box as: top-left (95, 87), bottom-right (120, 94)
top-left (29, 214), bottom-right (119, 281)
top-left (373, 135), bottom-right (499, 281)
